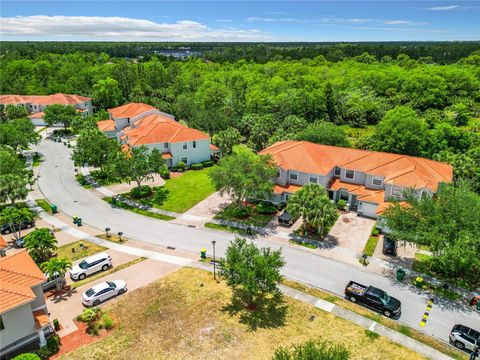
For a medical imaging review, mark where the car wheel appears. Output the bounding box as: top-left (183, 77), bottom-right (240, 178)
top-left (26, 223), bottom-right (32, 229)
top-left (454, 341), bottom-right (464, 350)
top-left (4, 229), bottom-right (10, 234)
top-left (93, 299), bottom-right (100, 306)
top-left (349, 296), bottom-right (357, 303)
top-left (102, 264), bottom-right (109, 271)
top-left (78, 273), bottom-right (86, 280)
top-left (118, 288), bottom-right (126, 295)
top-left (383, 310), bottom-right (392, 317)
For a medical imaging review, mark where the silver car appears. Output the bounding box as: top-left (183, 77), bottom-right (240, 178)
top-left (449, 324), bottom-right (480, 352)
top-left (81, 280), bottom-right (127, 307)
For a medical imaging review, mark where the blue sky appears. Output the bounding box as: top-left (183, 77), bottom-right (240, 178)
top-left (1, 1), bottom-right (479, 41)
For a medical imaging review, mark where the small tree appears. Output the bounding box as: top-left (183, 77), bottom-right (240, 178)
top-left (286, 184), bottom-right (338, 236)
top-left (24, 228), bottom-right (58, 264)
top-left (41, 257), bottom-right (72, 292)
top-left (0, 206), bottom-right (35, 240)
top-left (92, 77), bottom-right (123, 109)
top-left (212, 128), bottom-right (244, 155)
top-left (0, 118), bottom-right (40, 151)
top-left (5, 104), bottom-right (29, 120)
top-left (272, 338), bottom-right (350, 360)
top-left (44, 104), bottom-right (77, 130)
top-left (0, 174), bottom-right (29, 205)
top-left (220, 238), bottom-right (285, 307)
top-left (296, 122), bottom-right (351, 147)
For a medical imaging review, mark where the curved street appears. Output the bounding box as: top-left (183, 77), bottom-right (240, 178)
top-left (34, 137), bottom-right (480, 344)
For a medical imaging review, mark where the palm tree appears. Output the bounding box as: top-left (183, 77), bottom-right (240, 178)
top-left (41, 258), bottom-right (72, 292)
top-left (286, 183), bottom-right (338, 237)
top-left (24, 228), bottom-right (58, 264)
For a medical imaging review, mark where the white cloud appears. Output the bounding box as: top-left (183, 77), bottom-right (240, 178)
top-left (246, 17), bottom-right (303, 23)
top-left (0, 15), bottom-right (273, 41)
top-left (384, 20), bottom-right (429, 25)
top-left (426, 5), bottom-right (460, 11)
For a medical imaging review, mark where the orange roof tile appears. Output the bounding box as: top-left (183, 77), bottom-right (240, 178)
top-left (97, 119), bottom-right (116, 132)
top-left (274, 184), bottom-right (302, 194)
top-left (0, 93), bottom-right (90, 106)
top-left (28, 111), bottom-right (45, 119)
top-left (33, 310), bottom-right (50, 329)
top-left (261, 141), bottom-right (452, 192)
top-left (210, 144), bottom-right (220, 151)
top-left (0, 235), bottom-right (7, 248)
top-left (375, 201), bottom-right (408, 215)
top-left (0, 250), bottom-right (46, 313)
top-left (162, 152), bottom-right (172, 159)
top-left (108, 103), bottom-right (157, 119)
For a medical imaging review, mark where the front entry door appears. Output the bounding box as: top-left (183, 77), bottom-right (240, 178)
top-left (349, 195), bottom-right (358, 211)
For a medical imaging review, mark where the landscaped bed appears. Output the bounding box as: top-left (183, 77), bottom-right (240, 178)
top-left (58, 268), bottom-right (423, 360)
top-left (214, 203), bottom-right (275, 228)
top-left (102, 196), bottom-right (175, 221)
top-left (204, 222), bottom-right (258, 236)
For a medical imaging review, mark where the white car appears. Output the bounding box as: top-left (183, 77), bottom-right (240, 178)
top-left (82, 280), bottom-right (127, 307)
top-left (449, 324), bottom-right (480, 352)
top-left (70, 253), bottom-right (112, 280)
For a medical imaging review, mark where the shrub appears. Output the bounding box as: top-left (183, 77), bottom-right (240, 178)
top-left (46, 334), bottom-right (61, 354)
top-left (191, 163), bottom-right (204, 170)
top-left (371, 228), bottom-right (380, 237)
top-left (53, 318), bottom-right (60, 331)
top-left (79, 308), bottom-right (102, 333)
top-left (273, 338), bottom-right (349, 360)
top-left (255, 202), bottom-right (277, 214)
top-left (130, 185), bottom-right (153, 199)
top-left (232, 205), bottom-right (252, 218)
top-left (202, 160), bottom-right (214, 167)
top-left (12, 354), bottom-right (40, 360)
top-left (176, 161), bottom-right (185, 171)
top-left (160, 166), bottom-right (170, 179)
top-left (101, 313), bottom-right (114, 330)
top-left (337, 199), bottom-right (347, 210)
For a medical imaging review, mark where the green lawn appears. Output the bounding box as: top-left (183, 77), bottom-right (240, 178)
top-left (102, 197), bottom-right (175, 221)
top-left (153, 168), bottom-right (216, 213)
top-left (412, 252), bottom-right (432, 274)
top-left (363, 236), bottom-right (380, 257)
top-left (204, 222), bottom-right (258, 236)
top-left (35, 199), bottom-right (52, 214)
top-left (214, 204), bottom-right (275, 228)
top-left (56, 240), bottom-right (107, 262)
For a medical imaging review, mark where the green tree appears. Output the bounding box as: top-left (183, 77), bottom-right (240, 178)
top-left (41, 257), bottom-right (72, 292)
top-left (273, 338), bottom-right (350, 360)
top-left (220, 237), bottom-right (285, 307)
top-left (24, 228), bottom-right (58, 264)
top-left (368, 106), bottom-right (428, 156)
top-left (43, 104), bottom-right (77, 130)
top-left (0, 118), bottom-right (40, 151)
top-left (296, 122), bottom-right (351, 147)
top-left (213, 128), bottom-right (244, 155)
top-left (0, 207), bottom-right (35, 240)
top-left (286, 184), bottom-right (338, 236)
top-left (209, 147), bottom-right (276, 205)
top-left (449, 103), bottom-right (471, 126)
top-left (435, 150), bottom-right (480, 192)
top-left (72, 129), bottom-right (120, 173)
top-left (5, 105), bottom-right (29, 120)
top-left (92, 77), bottom-right (123, 109)
top-left (0, 174), bottom-right (29, 205)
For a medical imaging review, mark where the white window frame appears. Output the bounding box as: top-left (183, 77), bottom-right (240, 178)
top-left (181, 156), bottom-right (188, 163)
top-left (391, 185), bottom-right (403, 196)
top-left (334, 167), bottom-right (341, 176)
top-left (309, 175), bottom-right (317, 184)
top-left (345, 170), bottom-right (355, 180)
top-left (289, 171), bottom-right (298, 181)
top-left (183, 142), bottom-right (187, 150)
top-left (372, 176), bottom-right (383, 186)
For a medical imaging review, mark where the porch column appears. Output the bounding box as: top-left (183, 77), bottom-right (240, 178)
top-left (38, 329), bottom-right (47, 348)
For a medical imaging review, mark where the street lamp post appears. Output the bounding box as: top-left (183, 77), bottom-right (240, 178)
top-left (118, 231), bottom-right (123, 242)
top-left (212, 240), bottom-right (217, 281)
top-left (105, 227), bottom-right (111, 238)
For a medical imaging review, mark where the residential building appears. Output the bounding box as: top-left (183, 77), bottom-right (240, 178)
top-left (0, 93), bottom-right (93, 126)
top-left (0, 250), bottom-right (52, 357)
top-left (97, 103), bottom-right (220, 167)
top-left (260, 141), bottom-right (453, 219)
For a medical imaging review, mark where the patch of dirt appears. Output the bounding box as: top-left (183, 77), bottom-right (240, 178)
top-left (342, 218), bottom-right (351, 223)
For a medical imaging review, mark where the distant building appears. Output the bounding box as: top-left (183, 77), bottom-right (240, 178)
top-left (0, 250), bottom-right (52, 357)
top-left (0, 93), bottom-right (93, 126)
top-left (97, 103), bottom-right (220, 168)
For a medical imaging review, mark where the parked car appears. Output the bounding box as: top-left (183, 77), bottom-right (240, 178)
top-left (382, 236), bottom-right (397, 256)
top-left (345, 281), bottom-right (401, 318)
top-left (13, 237), bottom-right (25, 248)
top-left (82, 280), bottom-right (127, 307)
top-left (42, 272), bottom-right (65, 292)
top-left (449, 324), bottom-right (480, 352)
top-left (1, 220), bottom-right (35, 235)
top-left (278, 210), bottom-right (297, 227)
top-left (69, 253), bottom-right (112, 280)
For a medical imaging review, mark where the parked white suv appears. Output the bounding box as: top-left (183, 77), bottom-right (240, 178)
top-left (449, 324), bottom-right (480, 352)
top-left (70, 253), bottom-right (112, 280)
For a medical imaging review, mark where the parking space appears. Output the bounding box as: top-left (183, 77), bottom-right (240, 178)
top-left (325, 212), bottom-right (375, 254)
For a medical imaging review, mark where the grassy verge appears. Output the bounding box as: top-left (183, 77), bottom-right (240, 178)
top-left (32, 153), bottom-right (43, 167)
top-left (289, 239), bottom-right (317, 249)
top-left (57, 240), bottom-right (108, 263)
top-left (35, 199), bottom-right (52, 214)
top-left (36, 126), bottom-right (47, 133)
top-left (102, 197), bottom-right (175, 221)
top-left (204, 222), bottom-right (258, 236)
top-left (282, 278), bottom-right (466, 360)
top-left (97, 233), bottom-right (129, 244)
top-left (412, 252), bottom-right (433, 274)
top-left (214, 204), bottom-right (274, 228)
top-left (363, 236), bottom-right (380, 257)
top-left (60, 268), bottom-right (423, 360)
top-left (75, 174), bottom-right (93, 189)
top-left (71, 257), bottom-right (146, 289)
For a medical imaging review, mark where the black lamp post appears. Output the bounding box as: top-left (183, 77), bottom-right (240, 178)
top-left (105, 227), bottom-right (111, 238)
top-left (118, 231), bottom-right (123, 242)
top-left (212, 240), bottom-right (217, 281)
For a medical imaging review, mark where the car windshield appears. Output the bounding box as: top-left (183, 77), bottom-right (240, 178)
top-left (107, 281), bottom-right (116, 288)
top-left (85, 289), bottom-right (96, 297)
top-left (79, 260), bottom-right (88, 269)
top-left (380, 292), bottom-right (391, 305)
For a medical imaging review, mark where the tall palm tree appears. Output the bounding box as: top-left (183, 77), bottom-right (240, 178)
top-left (24, 228), bottom-right (58, 264)
top-left (41, 257), bottom-right (72, 292)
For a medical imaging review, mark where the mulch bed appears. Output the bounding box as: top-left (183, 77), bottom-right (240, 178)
top-left (50, 321), bottom-right (111, 359)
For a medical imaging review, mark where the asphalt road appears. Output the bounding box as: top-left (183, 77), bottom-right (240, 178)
top-left (35, 138), bottom-right (480, 344)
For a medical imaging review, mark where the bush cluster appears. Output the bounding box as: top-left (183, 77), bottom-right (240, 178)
top-left (37, 334), bottom-right (61, 359)
top-left (130, 185), bottom-right (153, 199)
top-left (371, 228), bottom-right (380, 237)
top-left (255, 202), bottom-right (277, 214)
top-left (202, 160), bottom-right (214, 167)
top-left (232, 205), bottom-right (253, 218)
top-left (191, 163), bottom-right (204, 170)
top-left (336, 199), bottom-right (347, 210)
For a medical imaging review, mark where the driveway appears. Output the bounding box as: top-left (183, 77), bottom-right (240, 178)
top-left (47, 259), bottom-right (180, 336)
top-left (326, 212), bottom-right (376, 254)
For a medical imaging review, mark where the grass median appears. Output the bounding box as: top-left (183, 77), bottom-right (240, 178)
top-left (102, 196), bottom-right (175, 221)
top-left (35, 199), bottom-right (52, 214)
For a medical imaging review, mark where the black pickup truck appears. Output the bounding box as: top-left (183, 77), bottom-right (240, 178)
top-left (345, 281), bottom-right (402, 318)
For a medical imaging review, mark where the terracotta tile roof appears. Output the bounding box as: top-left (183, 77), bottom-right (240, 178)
top-left (0, 235), bottom-right (7, 248)
top-left (375, 201), bottom-right (408, 215)
top-left (329, 179), bottom-right (386, 203)
top-left (0, 250), bottom-right (46, 313)
top-left (261, 141), bottom-right (452, 192)
top-left (0, 93), bottom-right (90, 106)
top-left (122, 113), bottom-right (209, 146)
top-left (97, 119), bottom-right (116, 132)
top-left (210, 144), bottom-right (220, 151)
top-left (162, 152), bottom-right (172, 159)
top-left (33, 310), bottom-right (50, 329)
top-left (108, 103), bottom-right (157, 119)
top-left (28, 111), bottom-right (45, 119)
top-left (274, 184), bottom-right (302, 194)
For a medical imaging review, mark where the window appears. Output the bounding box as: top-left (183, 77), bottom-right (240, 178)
top-left (391, 185), bottom-right (403, 196)
top-left (358, 202), bottom-right (363, 211)
top-left (164, 142), bottom-right (168, 149)
top-left (334, 167), bottom-right (341, 176)
top-left (276, 170), bottom-right (281, 178)
top-left (309, 176), bottom-right (317, 184)
top-left (0, 315), bottom-right (4, 330)
top-left (372, 176), bottom-right (383, 186)
top-left (193, 141), bottom-right (197, 149)
top-left (289, 172), bottom-right (298, 180)
top-left (181, 156), bottom-right (188, 163)
top-left (183, 143), bottom-right (187, 150)
top-left (345, 170), bottom-right (355, 179)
